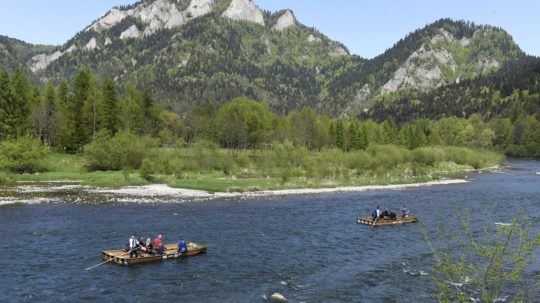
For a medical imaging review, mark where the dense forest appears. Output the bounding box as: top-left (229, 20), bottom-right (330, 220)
top-left (0, 68), bottom-right (538, 167)
top-left (367, 56), bottom-right (540, 149)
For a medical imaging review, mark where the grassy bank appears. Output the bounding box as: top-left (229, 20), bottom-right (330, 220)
top-left (1, 144), bottom-right (503, 192)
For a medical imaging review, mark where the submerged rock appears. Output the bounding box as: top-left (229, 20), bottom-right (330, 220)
top-left (270, 293), bottom-right (287, 303)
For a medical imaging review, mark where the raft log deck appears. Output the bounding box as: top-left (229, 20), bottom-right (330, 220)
top-left (102, 242), bottom-right (207, 266)
top-left (357, 215), bottom-right (418, 227)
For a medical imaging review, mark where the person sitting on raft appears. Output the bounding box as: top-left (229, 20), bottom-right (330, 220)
top-left (145, 238), bottom-right (153, 254)
top-left (178, 240), bottom-right (188, 255)
top-left (153, 234), bottom-right (165, 255)
top-left (400, 207), bottom-right (410, 218)
top-left (138, 237), bottom-right (147, 253)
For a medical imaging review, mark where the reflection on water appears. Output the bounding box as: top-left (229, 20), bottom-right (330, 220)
top-left (1, 160), bottom-right (539, 303)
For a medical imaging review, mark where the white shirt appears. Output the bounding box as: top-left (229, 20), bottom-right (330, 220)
top-left (129, 238), bottom-right (138, 249)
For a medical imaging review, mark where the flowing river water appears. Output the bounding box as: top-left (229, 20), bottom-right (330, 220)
top-left (1, 160), bottom-right (539, 303)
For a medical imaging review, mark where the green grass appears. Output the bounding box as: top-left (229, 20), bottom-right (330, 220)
top-left (2, 148), bottom-right (500, 192)
top-left (9, 153), bottom-right (148, 187)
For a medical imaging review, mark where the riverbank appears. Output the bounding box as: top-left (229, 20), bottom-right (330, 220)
top-left (0, 146), bottom-right (503, 195)
top-left (1, 179), bottom-right (470, 206)
top-left (7, 161), bottom-right (484, 193)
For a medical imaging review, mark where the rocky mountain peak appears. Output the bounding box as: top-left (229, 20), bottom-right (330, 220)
top-left (222, 0), bottom-right (265, 25)
top-left (272, 9), bottom-right (296, 31)
top-left (377, 20), bottom-right (523, 94)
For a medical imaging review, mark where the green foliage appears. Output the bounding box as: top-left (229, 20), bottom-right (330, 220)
top-left (100, 78), bottom-right (119, 135)
top-left (83, 131), bottom-right (156, 171)
top-left (214, 97), bottom-right (274, 148)
top-left (429, 219), bottom-right (539, 303)
top-left (0, 69), bottom-right (31, 139)
top-left (0, 136), bottom-right (48, 173)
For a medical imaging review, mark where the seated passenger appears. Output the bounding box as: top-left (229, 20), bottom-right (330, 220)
top-left (153, 234), bottom-right (165, 255)
top-left (138, 237), bottom-right (147, 252)
top-left (381, 209), bottom-right (390, 218)
top-left (389, 211), bottom-right (397, 220)
top-left (178, 240), bottom-right (188, 254)
top-left (400, 208), bottom-right (410, 218)
top-left (146, 238), bottom-right (153, 254)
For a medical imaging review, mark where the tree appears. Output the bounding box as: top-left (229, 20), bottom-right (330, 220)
top-left (63, 68), bottom-right (94, 153)
top-left (336, 120), bottom-right (345, 150)
top-left (101, 78), bottom-right (119, 135)
top-left (349, 120), bottom-right (368, 150)
top-left (214, 97), bottom-right (274, 149)
top-left (288, 108), bottom-right (329, 150)
top-left (31, 82), bottom-right (57, 145)
top-left (119, 85), bottom-right (145, 134)
top-left (0, 69), bottom-right (31, 139)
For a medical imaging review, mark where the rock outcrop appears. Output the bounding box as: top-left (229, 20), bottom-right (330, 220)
top-left (84, 37), bottom-right (98, 50)
top-left (381, 27), bottom-right (503, 93)
top-left (120, 25), bottom-right (142, 40)
top-left (222, 0), bottom-right (265, 25)
top-left (272, 10), bottom-right (296, 31)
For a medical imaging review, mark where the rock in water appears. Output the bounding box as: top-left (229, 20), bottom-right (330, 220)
top-left (270, 293), bottom-right (287, 303)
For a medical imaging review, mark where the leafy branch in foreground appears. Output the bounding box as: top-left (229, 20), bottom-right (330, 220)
top-left (426, 218), bottom-right (540, 303)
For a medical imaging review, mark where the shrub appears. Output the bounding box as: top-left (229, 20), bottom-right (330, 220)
top-left (0, 172), bottom-right (13, 185)
top-left (367, 145), bottom-right (411, 169)
top-left (412, 147), bottom-right (447, 166)
top-left (84, 131), bottom-right (156, 171)
top-left (0, 137), bottom-right (48, 173)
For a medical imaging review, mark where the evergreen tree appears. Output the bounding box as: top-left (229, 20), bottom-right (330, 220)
top-left (4, 70), bottom-right (31, 138)
top-left (349, 121), bottom-right (361, 150)
top-left (65, 68), bottom-right (93, 152)
top-left (31, 83), bottom-right (57, 145)
top-left (336, 120), bottom-right (345, 150)
top-left (0, 69), bottom-right (14, 139)
top-left (101, 78), bottom-right (119, 135)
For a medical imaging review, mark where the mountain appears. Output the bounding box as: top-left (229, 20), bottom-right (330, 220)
top-left (367, 55), bottom-right (540, 123)
top-left (26, 0), bottom-right (354, 114)
top-left (0, 35), bottom-right (54, 73)
top-left (1, 0), bottom-right (527, 115)
top-left (332, 19), bottom-right (524, 113)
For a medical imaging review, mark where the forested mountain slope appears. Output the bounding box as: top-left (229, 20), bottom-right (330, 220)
top-left (0, 0), bottom-right (527, 116)
top-left (0, 35), bottom-right (54, 73)
top-left (367, 56), bottom-right (540, 123)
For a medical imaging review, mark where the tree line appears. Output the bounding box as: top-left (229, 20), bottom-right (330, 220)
top-left (0, 68), bottom-right (538, 158)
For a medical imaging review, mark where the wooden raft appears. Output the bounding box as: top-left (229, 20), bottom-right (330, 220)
top-left (357, 215), bottom-right (418, 227)
top-left (102, 242), bottom-right (207, 266)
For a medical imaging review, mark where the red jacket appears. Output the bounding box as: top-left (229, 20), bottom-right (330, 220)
top-left (152, 238), bottom-right (162, 248)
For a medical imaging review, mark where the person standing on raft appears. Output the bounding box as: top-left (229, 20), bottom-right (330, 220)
top-left (128, 235), bottom-right (140, 258)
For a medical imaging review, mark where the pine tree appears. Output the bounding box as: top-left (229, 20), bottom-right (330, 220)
top-left (65, 68), bottom-right (93, 152)
top-left (101, 78), bottom-right (119, 135)
top-left (349, 121), bottom-right (361, 150)
top-left (9, 70), bottom-right (31, 137)
top-left (336, 120), bottom-right (345, 150)
top-left (43, 83), bottom-right (57, 145)
top-left (142, 89), bottom-right (159, 135)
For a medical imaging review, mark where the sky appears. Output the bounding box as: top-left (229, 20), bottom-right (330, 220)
top-left (1, 0), bottom-right (539, 58)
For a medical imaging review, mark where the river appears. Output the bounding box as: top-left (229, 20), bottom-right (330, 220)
top-left (1, 160), bottom-right (539, 303)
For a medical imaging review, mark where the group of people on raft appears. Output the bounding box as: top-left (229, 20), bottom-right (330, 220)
top-left (371, 206), bottom-right (410, 221)
top-left (126, 234), bottom-right (188, 258)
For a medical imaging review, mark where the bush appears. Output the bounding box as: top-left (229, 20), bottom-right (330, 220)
top-left (412, 147), bottom-right (447, 166)
top-left (0, 172), bottom-right (13, 185)
top-left (0, 137), bottom-right (48, 173)
top-left (367, 145), bottom-right (411, 169)
top-left (84, 131), bottom-right (156, 171)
